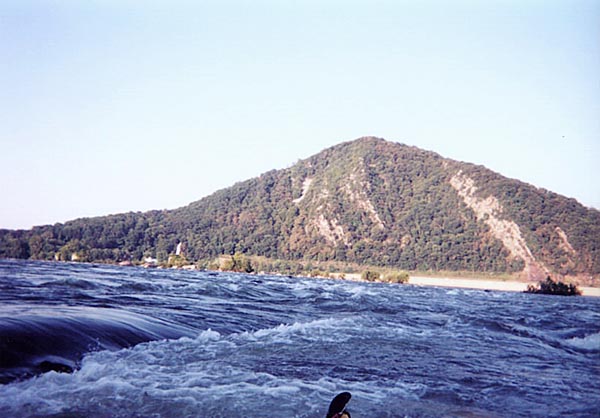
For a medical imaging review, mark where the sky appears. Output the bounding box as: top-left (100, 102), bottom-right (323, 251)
top-left (1, 0), bottom-right (599, 230)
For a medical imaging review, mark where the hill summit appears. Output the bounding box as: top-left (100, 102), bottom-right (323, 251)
top-left (1, 137), bottom-right (599, 282)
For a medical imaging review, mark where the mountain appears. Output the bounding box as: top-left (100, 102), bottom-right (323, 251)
top-left (1, 137), bottom-right (599, 283)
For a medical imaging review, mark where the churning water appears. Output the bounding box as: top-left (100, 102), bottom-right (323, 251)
top-left (0, 260), bottom-right (598, 417)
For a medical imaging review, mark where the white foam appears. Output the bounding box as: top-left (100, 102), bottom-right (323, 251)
top-left (564, 332), bottom-right (600, 351)
top-left (1, 319), bottom-right (374, 415)
top-left (196, 328), bottom-right (221, 342)
top-left (347, 284), bottom-right (378, 298)
top-left (245, 317), bottom-right (356, 344)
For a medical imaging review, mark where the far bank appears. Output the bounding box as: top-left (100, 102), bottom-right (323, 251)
top-left (408, 275), bottom-right (600, 297)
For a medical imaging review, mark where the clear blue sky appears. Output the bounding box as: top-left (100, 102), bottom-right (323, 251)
top-left (1, 0), bottom-right (599, 230)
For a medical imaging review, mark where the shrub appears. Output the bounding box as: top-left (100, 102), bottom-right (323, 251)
top-left (221, 253), bottom-right (254, 273)
top-left (361, 270), bottom-right (380, 282)
top-left (167, 254), bottom-right (188, 268)
top-left (525, 276), bottom-right (582, 296)
top-left (384, 271), bottom-right (409, 284)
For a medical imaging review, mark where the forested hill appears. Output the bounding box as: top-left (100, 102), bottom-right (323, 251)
top-left (1, 137), bottom-right (599, 282)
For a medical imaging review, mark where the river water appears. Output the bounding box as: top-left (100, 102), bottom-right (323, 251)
top-left (0, 260), bottom-right (598, 417)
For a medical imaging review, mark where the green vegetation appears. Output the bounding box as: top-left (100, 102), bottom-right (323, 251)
top-left (360, 269), bottom-right (408, 284)
top-left (0, 137), bottom-right (598, 283)
top-left (220, 253), bottom-right (255, 273)
top-left (361, 270), bottom-right (380, 282)
top-left (525, 276), bottom-right (582, 296)
top-left (167, 254), bottom-right (189, 268)
top-left (383, 271), bottom-right (410, 284)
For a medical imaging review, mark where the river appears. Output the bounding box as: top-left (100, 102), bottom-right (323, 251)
top-left (0, 260), bottom-right (598, 417)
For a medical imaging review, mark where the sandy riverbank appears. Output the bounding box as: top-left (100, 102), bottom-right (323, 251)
top-left (408, 276), bottom-right (600, 297)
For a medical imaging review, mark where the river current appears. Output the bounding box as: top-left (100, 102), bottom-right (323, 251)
top-left (0, 259), bottom-right (598, 417)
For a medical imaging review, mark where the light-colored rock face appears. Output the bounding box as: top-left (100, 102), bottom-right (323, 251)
top-left (296, 160), bottom-right (385, 247)
top-left (450, 170), bottom-right (547, 278)
top-left (292, 177), bottom-right (313, 204)
top-left (306, 185), bottom-right (349, 246)
top-left (313, 213), bottom-right (348, 246)
top-left (555, 226), bottom-right (576, 255)
top-left (344, 168), bottom-right (385, 231)
top-left (296, 179), bottom-right (348, 246)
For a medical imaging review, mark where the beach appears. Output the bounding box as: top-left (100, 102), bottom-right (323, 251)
top-left (408, 276), bottom-right (600, 297)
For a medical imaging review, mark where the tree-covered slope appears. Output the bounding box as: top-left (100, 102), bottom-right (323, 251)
top-left (1, 137), bottom-right (599, 281)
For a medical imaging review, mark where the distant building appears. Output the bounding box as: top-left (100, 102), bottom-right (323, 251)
top-left (176, 242), bottom-right (183, 256)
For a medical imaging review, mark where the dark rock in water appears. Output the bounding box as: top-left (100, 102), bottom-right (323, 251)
top-left (37, 360), bottom-right (74, 374)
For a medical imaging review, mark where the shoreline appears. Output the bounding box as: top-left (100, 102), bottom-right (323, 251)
top-left (6, 258), bottom-right (599, 297)
top-left (408, 275), bottom-right (600, 297)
